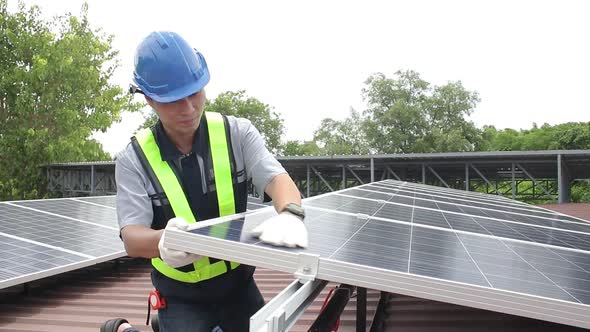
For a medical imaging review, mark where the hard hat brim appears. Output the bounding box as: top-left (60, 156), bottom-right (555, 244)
top-left (143, 68), bottom-right (210, 103)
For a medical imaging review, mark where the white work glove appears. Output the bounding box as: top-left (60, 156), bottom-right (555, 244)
top-left (158, 217), bottom-right (201, 268)
top-left (251, 212), bottom-right (308, 248)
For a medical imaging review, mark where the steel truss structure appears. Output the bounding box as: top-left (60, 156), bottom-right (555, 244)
top-left (45, 150), bottom-right (590, 202)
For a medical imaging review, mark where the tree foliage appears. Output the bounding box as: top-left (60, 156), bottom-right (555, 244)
top-left (362, 70), bottom-right (481, 153)
top-left (312, 109), bottom-right (370, 155)
top-left (0, 1), bottom-right (141, 200)
top-left (205, 90), bottom-right (284, 153)
top-left (481, 122), bottom-right (590, 151)
top-left (280, 140), bottom-right (321, 156)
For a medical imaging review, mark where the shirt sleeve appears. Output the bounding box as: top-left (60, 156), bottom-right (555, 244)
top-left (237, 118), bottom-right (287, 198)
top-left (115, 145), bottom-right (154, 231)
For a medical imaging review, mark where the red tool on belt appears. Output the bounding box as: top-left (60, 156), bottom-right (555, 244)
top-left (146, 290), bottom-right (166, 325)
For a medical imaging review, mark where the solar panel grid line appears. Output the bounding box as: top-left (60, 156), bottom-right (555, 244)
top-left (447, 203), bottom-right (590, 248)
top-left (361, 185), bottom-right (577, 224)
top-left (501, 244), bottom-right (583, 304)
top-left (377, 181), bottom-right (546, 210)
top-left (383, 180), bottom-right (537, 209)
top-left (375, 183), bottom-right (540, 214)
top-left (76, 196), bottom-right (117, 208)
top-left (334, 193), bottom-right (590, 234)
top-left (324, 199), bottom-right (388, 261)
top-left (465, 212), bottom-right (590, 252)
top-left (333, 192), bottom-right (590, 237)
top-left (384, 179), bottom-right (517, 202)
top-left (12, 199), bottom-right (119, 228)
top-left (71, 197), bottom-right (116, 209)
top-left (454, 222), bottom-right (588, 299)
top-left (304, 205), bottom-right (590, 256)
top-left (317, 258), bottom-right (590, 328)
top-left (0, 231), bottom-right (94, 259)
top-left (300, 182), bottom-right (381, 202)
top-left (434, 201), bottom-right (494, 288)
top-left (0, 203), bottom-right (124, 258)
top-left (388, 179), bottom-right (520, 202)
top-left (0, 197), bottom-right (127, 289)
top-left (487, 244), bottom-right (590, 303)
top-left (549, 249), bottom-right (590, 275)
top-left (0, 230), bottom-right (125, 290)
top-left (466, 208), bottom-right (590, 252)
top-left (0, 250), bottom-right (124, 290)
top-left (406, 196), bottom-right (416, 274)
top-left (5, 202), bottom-right (118, 231)
top-left (361, 185), bottom-right (568, 219)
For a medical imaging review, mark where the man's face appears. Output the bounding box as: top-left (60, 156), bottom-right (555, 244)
top-left (149, 89), bottom-right (206, 135)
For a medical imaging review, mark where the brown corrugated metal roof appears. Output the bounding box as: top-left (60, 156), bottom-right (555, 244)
top-left (538, 202), bottom-right (590, 222)
top-left (381, 293), bottom-right (586, 332)
top-left (0, 258), bottom-right (377, 331)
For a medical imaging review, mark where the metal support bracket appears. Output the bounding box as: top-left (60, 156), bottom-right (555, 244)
top-left (311, 166), bottom-right (335, 192)
top-left (294, 253), bottom-right (320, 282)
top-left (516, 163), bottom-right (557, 203)
top-left (470, 163), bottom-right (500, 195)
top-left (427, 165), bottom-right (450, 188)
top-left (386, 166), bottom-right (401, 181)
top-left (250, 278), bottom-right (328, 332)
top-left (347, 166), bottom-right (365, 185)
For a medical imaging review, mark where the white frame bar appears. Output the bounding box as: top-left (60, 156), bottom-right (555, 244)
top-left (250, 279), bottom-right (327, 332)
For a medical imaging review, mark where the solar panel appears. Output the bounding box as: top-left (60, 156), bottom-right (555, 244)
top-left (247, 196), bottom-right (271, 211)
top-left (13, 198), bottom-right (118, 228)
top-left (75, 195), bottom-right (117, 208)
top-left (376, 180), bottom-right (566, 214)
top-left (369, 182), bottom-right (573, 217)
top-left (0, 233), bottom-right (89, 288)
top-left (0, 198), bottom-right (124, 290)
top-left (164, 180), bottom-right (590, 329)
top-left (0, 194), bottom-right (272, 290)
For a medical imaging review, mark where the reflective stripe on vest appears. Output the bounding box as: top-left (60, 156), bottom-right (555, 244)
top-left (134, 111), bottom-right (240, 283)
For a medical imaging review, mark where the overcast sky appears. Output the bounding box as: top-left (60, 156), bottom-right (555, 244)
top-left (8, 0), bottom-right (590, 156)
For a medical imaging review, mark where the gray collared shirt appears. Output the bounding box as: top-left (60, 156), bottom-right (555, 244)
top-left (115, 115), bottom-right (286, 231)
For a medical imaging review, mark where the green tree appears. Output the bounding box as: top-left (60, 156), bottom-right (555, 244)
top-left (480, 122), bottom-right (590, 151)
top-left (571, 181), bottom-right (590, 203)
top-left (419, 81), bottom-right (481, 152)
top-left (138, 90), bottom-right (284, 153)
top-left (280, 140), bottom-right (321, 156)
top-left (362, 70), bottom-right (481, 153)
top-left (313, 109), bottom-right (370, 155)
top-left (206, 91), bottom-right (284, 153)
top-left (0, 1), bottom-right (141, 200)
top-left (362, 71), bottom-right (430, 153)
top-left (551, 122), bottom-right (590, 150)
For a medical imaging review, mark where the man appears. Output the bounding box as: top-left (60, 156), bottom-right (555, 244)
top-left (106, 31), bottom-right (308, 332)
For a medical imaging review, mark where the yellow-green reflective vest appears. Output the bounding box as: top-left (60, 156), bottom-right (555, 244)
top-left (133, 111), bottom-right (240, 283)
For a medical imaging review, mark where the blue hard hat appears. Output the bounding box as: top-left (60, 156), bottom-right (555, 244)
top-left (132, 31), bottom-right (210, 103)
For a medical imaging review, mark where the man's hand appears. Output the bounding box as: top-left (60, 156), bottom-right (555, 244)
top-left (251, 213), bottom-right (308, 248)
top-left (158, 217), bottom-right (201, 268)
